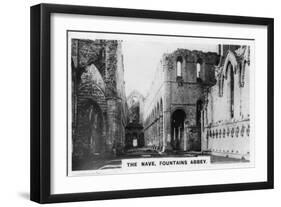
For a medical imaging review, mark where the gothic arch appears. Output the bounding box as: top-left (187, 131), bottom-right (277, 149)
top-left (171, 107), bottom-right (186, 115)
top-left (223, 51), bottom-right (238, 79)
top-left (80, 63), bottom-right (106, 92)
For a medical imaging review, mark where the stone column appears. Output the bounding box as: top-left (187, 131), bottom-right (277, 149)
top-left (106, 98), bottom-right (118, 153)
top-left (163, 110), bottom-right (171, 151)
top-left (183, 128), bottom-right (187, 151)
top-left (159, 114), bottom-right (163, 149)
top-left (201, 91), bottom-right (209, 151)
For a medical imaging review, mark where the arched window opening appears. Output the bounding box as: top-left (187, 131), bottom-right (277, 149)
top-left (176, 56), bottom-right (183, 77)
top-left (196, 63), bottom-right (201, 79)
top-left (196, 59), bottom-right (202, 82)
top-left (228, 63), bottom-right (234, 118)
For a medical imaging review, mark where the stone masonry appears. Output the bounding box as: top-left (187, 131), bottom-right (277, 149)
top-left (201, 45), bottom-right (250, 160)
top-left (71, 39), bottom-right (128, 158)
top-left (143, 49), bottom-right (219, 152)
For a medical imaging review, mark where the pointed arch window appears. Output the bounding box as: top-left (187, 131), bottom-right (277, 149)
top-left (196, 58), bottom-right (203, 82)
top-left (196, 63), bottom-right (201, 78)
top-left (176, 56), bottom-right (183, 77)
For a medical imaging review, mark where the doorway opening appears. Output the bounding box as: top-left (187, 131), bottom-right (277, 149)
top-left (171, 109), bottom-right (186, 150)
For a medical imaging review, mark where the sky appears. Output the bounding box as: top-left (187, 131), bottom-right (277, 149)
top-left (122, 40), bottom-right (218, 97)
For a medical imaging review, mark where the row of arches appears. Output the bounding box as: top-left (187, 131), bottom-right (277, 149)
top-left (206, 124), bottom-right (250, 139)
top-left (145, 98), bottom-right (163, 126)
top-left (144, 98), bottom-right (164, 147)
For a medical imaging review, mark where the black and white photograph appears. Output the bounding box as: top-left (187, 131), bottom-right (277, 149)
top-left (68, 31), bottom-right (253, 175)
top-left (28, 2), bottom-right (273, 204)
top-left (0, 0), bottom-right (277, 205)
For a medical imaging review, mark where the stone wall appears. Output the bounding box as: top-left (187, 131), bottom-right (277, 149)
top-left (143, 61), bottom-right (165, 148)
top-left (143, 49), bottom-right (219, 152)
top-left (125, 91), bottom-right (145, 149)
top-left (71, 39), bottom-right (127, 158)
top-left (201, 45), bottom-right (250, 160)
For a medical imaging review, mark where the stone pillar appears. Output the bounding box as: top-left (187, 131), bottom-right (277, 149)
top-left (159, 115), bottom-right (163, 149)
top-left (201, 91), bottom-right (209, 151)
top-left (106, 98), bottom-right (118, 153)
top-left (183, 128), bottom-right (187, 151)
top-left (185, 126), bottom-right (192, 151)
top-left (163, 110), bottom-right (172, 151)
top-left (157, 118), bottom-right (160, 147)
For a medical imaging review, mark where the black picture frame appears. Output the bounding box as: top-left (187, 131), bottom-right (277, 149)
top-left (30, 3), bottom-right (274, 204)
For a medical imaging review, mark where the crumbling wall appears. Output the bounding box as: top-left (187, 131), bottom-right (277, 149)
top-left (71, 39), bottom-right (127, 159)
top-left (143, 48), bottom-right (219, 151)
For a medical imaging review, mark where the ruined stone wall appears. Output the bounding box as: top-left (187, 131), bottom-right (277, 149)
top-left (143, 61), bottom-right (165, 148)
top-left (75, 82), bottom-right (107, 155)
top-left (162, 49), bottom-right (219, 151)
top-left (143, 49), bottom-right (219, 151)
top-left (71, 39), bottom-right (127, 158)
top-left (127, 90), bottom-right (144, 124)
top-left (105, 40), bottom-right (128, 151)
top-left (202, 46), bottom-right (250, 160)
top-left (125, 91), bottom-right (145, 149)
